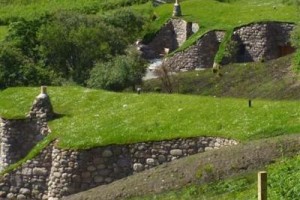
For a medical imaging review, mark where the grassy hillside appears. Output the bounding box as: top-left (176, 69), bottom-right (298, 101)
top-left (0, 0), bottom-right (151, 24)
top-left (131, 154), bottom-right (300, 200)
top-left (143, 55), bottom-right (300, 100)
top-left (150, 0), bottom-right (297, 50)
top-left (0, 86), bottom-right (300, 149)
top-left (0, 26), bottom-right (7, 41)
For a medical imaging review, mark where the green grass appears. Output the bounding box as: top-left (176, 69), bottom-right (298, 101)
top-left (0, 0), bottom-right (151, 24)
top-left (0, 86), bottom-right (300, 149)
top-left (131, 154), bottom-right (300, 200)
top-left (0, 26), bottom-right (8, 41)
top-left (151, 0), bottom-right (297, 53)
top-left (143, 55), bottom-right (300, 100)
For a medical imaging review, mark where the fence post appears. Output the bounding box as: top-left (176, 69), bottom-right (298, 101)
top-left (258, 171), bottom-right (267, 200)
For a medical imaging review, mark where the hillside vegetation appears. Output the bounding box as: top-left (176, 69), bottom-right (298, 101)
top-left (0, 0), bottom-right (300, 199)
top-left (143, 55), bottom-right (300, 100)
top-left (151, 0), bottom-right (298, 51)
top-left (0, 86), bottom-right (300, 150)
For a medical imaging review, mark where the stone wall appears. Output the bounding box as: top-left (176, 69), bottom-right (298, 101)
top-left (163, 30), bottom-right (225, 71)
top-left (228, 22), bottom-right (295, 63)
top-left (0, 145), bottom-right (52, 199)
top-left (0, 119), bottom-right (45, 170)
top-left (139, 19), bottom-right (199, 59)
top-left (0, 137), bottom-right (237, 199)
top-left (0, 86), bottom-right (52, 170)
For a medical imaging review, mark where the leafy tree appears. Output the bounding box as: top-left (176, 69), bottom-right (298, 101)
top-left (104, 9), bottom-right (145, 42)
top-left (87, 48), bottom-right (147, 91)
top-left (0, 42), bottom-right (52, 88)
top-left (38, 11), bottom-right (127, 85)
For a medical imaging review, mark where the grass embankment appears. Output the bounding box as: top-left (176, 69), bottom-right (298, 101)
top-left (143, 55), bottom-right (300, 100)
top-left (0, 26), bottom-right (7, 41)
top-left (0, 86), bottom-right (300, 150)
top-left (0, 0), bottom-right (152, 24)
top-left (151, 0), bottom-right (297, 52)
top-left (131, 154), bottom-right (300, 200)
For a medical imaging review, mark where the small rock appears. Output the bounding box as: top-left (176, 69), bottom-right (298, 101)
top-left (133, 163), bottom-right (144, 172)
top-left (17, 194), bottom-right (26, 199)
top-left (19, 188), bottom-right (30, 195)
top-left (146, 158), bottom-right (157, 166)
top-left (170, 149), bottom-right (183, 156)
top-left (158, 155), bottom-right (166, 163)
top-left (102, 149), bottom-right (113, 157)
top-left (7, 193), bottom-right (15, 199)
top-left (94, 176), bottom-right (104, 183)
top-left (81, 172), bottom-right (91, 179)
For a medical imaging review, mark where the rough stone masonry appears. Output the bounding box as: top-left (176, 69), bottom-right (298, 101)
top-left (0, 88), bottom-right (238, 199)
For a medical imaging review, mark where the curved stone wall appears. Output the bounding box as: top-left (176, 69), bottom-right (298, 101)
top-left (163, 30), bottom-right (225, 71)
top-left (139, 19), bottom-right (198, 59)
top-left (228, 21), bottom-right (295, 63)
top-left (0, 137), bottom-right (237, 199)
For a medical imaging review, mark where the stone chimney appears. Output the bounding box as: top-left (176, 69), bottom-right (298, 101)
top-left (28, 86), bottom-right (54, 121)
top-left (172, 0), bottom-right (182, 17)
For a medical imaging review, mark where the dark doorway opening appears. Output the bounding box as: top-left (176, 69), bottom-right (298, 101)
top-left (278, 43), bottom-right (296, 57)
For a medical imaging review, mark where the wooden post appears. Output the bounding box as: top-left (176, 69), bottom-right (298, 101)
top-left (258, 171), bottom-right (267, 200)
top-left (248, 99), bottom-right (252, 108)
top-left (41, 86), bottom-right (47, 94)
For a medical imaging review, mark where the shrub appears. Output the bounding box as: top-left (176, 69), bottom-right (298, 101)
top-left (87, 48), bottom-right (147, 91)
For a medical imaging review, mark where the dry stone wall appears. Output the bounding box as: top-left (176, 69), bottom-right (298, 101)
top-left (0, 119), bottom-right (45, 170)
top-left (150, 21), bottom-right (294, 72)
top-left (0, 86), bottom-right (52, 171)
top-left (139, 19), bottom-right (198, 59)
top-left (0, 145), bottom-right (52, 200)
top-left (225, 22), bottom-right (295, 64)
top-left (163, 30), bottom-right (225, 71)
top-left (0, 137), bottom-right (237, 199)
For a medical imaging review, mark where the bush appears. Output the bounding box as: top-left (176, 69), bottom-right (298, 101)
top-left (87, 48), bottom-right (147, 91)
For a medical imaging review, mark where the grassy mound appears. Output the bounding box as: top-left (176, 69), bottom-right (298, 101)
top-left (143, 55), bottom-right (300, 100)
top-left (0, 86), bottom-right (300, 149)
top-left (151, 0), bottom-right (297, 51)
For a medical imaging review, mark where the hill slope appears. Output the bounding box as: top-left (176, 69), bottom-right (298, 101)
top-left (64, 134), bottom-right (300, 200)
top-left (143, 55), bottom-right (300, 100)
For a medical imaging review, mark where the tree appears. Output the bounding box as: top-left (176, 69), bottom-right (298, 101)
top-left (0, 42), bottom-right (52, 88)
top-left (38, 11), bottom-right (128, 85)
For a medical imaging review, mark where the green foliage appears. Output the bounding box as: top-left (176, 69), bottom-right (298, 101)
top-left (131, 155), bottom-right (300, 200)
top-left (0, 86), bottom-right (300, 149)
top-left (0, 9), bottom-right (149, 87)
top-left (157, 0), bottom-right (298, 54)
top-left (0, 26), bottom-right (8, 41)
top-left (214, 29), bottom-right (234, 64)
top-left (291, 22), bottom-right (300, 72)
top-left (38, 11), bottom-right (127, 85)
top-left (104, 9), bottom-right (146, 42)
top-left (0, 42), bottom-right (52, 88)
top-left (268, 156), bottom-right (300, 200)
top-left (0, 0), bottom-right (151, 25)
top-left (88, 48), bottom-right (147, 91)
